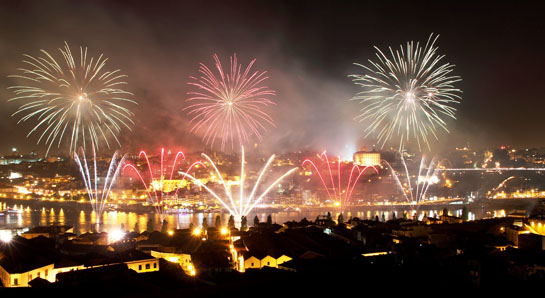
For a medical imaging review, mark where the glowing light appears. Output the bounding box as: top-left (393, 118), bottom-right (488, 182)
top-left (180, 146), bottom-right (297, 218)
top-left (0, 231), bottom-right (12, 243)
top-left (185, 54), bottom-right (276, 151)
top-left (350, 34), bottom-right (462, 151)
top-left (168, 230), bottom-right (174, 236)
top-left (124, 148), bottom-right (202, 220)
top-left (302, 151), bottom-right (378, 213)
top-left (8, 42), bottom-right (136, 156)
top-left (220, 227), bottom-right (228, 235)
top-left (382, 154), bottom-right (438, 206)
top-left (192, 228), bottom-right (202, 236)
top-left (74, 148), bottom-right (125, 224)
top-left (108, 228), bottom-right (125, 243)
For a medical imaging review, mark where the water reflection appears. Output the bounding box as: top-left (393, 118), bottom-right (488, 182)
top-left (0, 203), bottom-right (527, 234)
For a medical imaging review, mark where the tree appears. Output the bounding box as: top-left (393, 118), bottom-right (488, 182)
top-left (134, 222), bottom-right (140, 233)
top-left (241, 216), bottom-right (248, 231)
top-left (337, 213), bottom-right (344, 224)
top-left (161, 219), bottom-right (168, 234)
top-left (147, 219), bottom-right (154, 232)
top-left (375, 215), bottom-right (379, 222)
top-left (403, 211), bottom-right (408, 220)
top-left (189, 223), bottom-right (194, 230)
top-left (326, 212), bottom-right (332, 221)
top-left (462, 206), bottom-right (469, 221)
top-left (392, 212), bottom-right (397, 220)
top-left (442, 207), bottom-right (449, 216)
top-left (266, 214), bottom-right (272, 226)
top-left (228, 215), bottom-right (235, 229)
top-left (381, 213), bottom-right (385, 222)
top-left (202, 217), bottom-right (208, 230)
top-left (215, 215), bottom-right (222, 227)
top-left (254, 215), bottom-right (260, 226)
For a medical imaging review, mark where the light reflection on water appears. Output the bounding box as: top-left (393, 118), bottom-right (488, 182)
top-left (0, 203), bottom-right (513, 234)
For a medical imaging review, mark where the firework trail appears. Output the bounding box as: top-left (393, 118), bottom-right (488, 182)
top-left (350, 34), bottom-right (462, 151)
top-left (382, 154), bottom-right (438, 208)
top-left (180, 147), bottom-right (298, 219)
top-left (123, 148), bottom-right (202, 219)
top-left (302, 152), bottom-right (378, 213)
top-left (8, 42), bottom-right (136, 156)
top-left (74, 147), bottom-right (126, 224)
top-left (185, 54), bottom-right (276, 151)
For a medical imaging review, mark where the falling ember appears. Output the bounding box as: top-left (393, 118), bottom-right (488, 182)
top-left (302, 151), bottom-right (378, 213)
top-left (185, 54), bottom-right (276, 151)
top-left (8, 42), bottom-right (136, 156)
top-left (350, 33), bottom-right (462, 152)
top-left (382, 154), bottom-right (438, 209)
top-left (180, 146), bottom-right (298, 219)
top-left (74, 147), bottom-right (126, 225)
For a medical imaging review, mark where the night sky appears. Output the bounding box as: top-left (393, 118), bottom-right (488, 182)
top-left (0, 0), bottom-right (544, 156)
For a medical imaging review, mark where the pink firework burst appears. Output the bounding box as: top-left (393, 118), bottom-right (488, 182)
top-left (303, 152), bottom-right (378, 213)
top-left (185, 53), bottom-right (276, 151)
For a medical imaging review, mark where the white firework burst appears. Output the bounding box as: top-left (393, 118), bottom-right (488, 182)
top-left (8, 42), bottom-right (136, 156)
top-left (350, 34), bottom-right (462, 151)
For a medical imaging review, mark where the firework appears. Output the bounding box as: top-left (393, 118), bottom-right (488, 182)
top-left (8, 42), bottom-right (136, 156)
top-left (302, 152), bottom-right (378, 213)
top-left (185, 54), bottom-right (276, 151)
top-left (179, 147), bottom-right (297, 218)
top-left (123, 148), bottom-right (202, 219)
top-left (382, 154), bottom-right (438, 207)
top-left (74, 147), bottom-right (126, 224)
top-left (350, 34), bottom-right (462, 151)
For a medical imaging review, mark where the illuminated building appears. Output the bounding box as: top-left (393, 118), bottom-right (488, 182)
top-left (353, 147), bottom-right (381, 167)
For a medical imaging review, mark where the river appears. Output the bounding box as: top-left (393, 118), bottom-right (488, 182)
top-left (0, 198), bottom-right (539, 234)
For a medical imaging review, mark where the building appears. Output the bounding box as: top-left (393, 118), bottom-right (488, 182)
top-left (353, 148), bottom-right (381, 167)
top-left (151, 250), bottom-right (194, 275)
top-left (242, 252), bottom-right (292, 270)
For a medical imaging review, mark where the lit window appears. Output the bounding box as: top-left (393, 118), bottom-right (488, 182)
top-left (13, 278), bottom-right (18, 285)
top-left (146, 264), bottom-right (150, 270)
top-left (45, 269), bottom-right (48, 277)
top-left (29, 274), bottom-right (32, 280)
top-left (37, 272), bottom-right (40, 278)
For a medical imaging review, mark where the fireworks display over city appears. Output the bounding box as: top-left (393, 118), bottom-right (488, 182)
top-left (0, 1), bottom-right (544, 155)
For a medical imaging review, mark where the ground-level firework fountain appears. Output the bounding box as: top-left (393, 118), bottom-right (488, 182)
top-left (382, 154), bottom-right (439, 217)
top-left (180, 147), bottom-right (298, 221)
top-left (123, 148), bottom-right (202, 220)
top-left (302, 152), bottom-right (378, 214)
top-left (74, 148), bottom-right (126, 225)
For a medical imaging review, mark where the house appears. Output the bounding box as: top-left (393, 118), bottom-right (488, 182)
top-left (72, 232), bottom-right (108, 245)
top-left (392, 223), bottom-right (432, 238)
top-left (151, 250), bottom-right (194, 275)
top-left (242, 250), bottom-right (292, 270)
top-left (20, 225), bottom-right (73, 240)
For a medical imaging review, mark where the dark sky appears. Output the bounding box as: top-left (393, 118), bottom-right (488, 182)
top-left (0, 0), bottom-right (544, 157)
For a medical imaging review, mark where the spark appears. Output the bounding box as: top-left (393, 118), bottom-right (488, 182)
top-left (350, 34), bottom-right (462, 151)
top-left (74, 147), bottom-right (126, 224)
top-left (185, 54), bottom-right (276, 151)
top-left (123, 148), bottom-right (202, 220)
top-left (179, 146), bottom-right (297, 218)
top-left (382, 154), bottom-right (438, 207)
top-left (302, 151), bottom-right (378, 213)
top-left (8, 42), bottom-right (136, 156)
